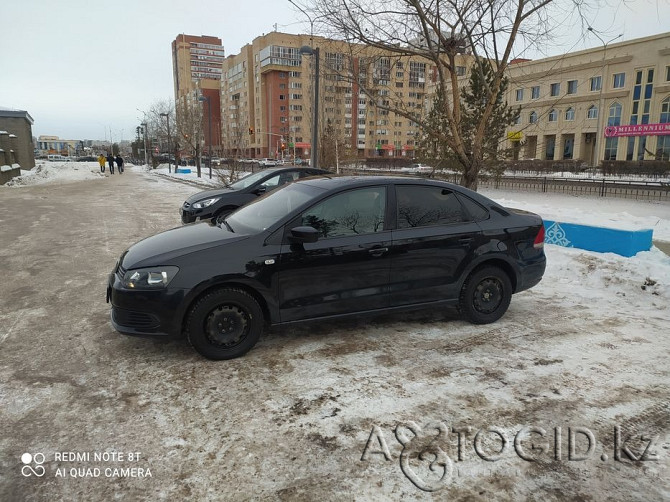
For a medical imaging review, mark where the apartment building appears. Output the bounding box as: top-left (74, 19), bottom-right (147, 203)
top-left (0, 107), bottom-right (34, 170)
top-left (172, 34), bottom-right (225, 155)
top-left (220, 31), bottom-right (474, 160)
top-left (505, 32), bottom-right (670, 164)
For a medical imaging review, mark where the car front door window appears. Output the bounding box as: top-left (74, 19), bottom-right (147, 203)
top-left (301, 187), bottom-right (386, 238)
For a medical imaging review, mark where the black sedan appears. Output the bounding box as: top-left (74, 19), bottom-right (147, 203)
top-left (180, 167), bottom-right (328, 224)
top-left (108, 176), bottom-right (546, 360)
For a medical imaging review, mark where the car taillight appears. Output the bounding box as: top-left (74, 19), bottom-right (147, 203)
top-left (533, 224), bottom-right (545, 249)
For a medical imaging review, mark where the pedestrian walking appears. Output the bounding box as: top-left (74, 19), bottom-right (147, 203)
top-left (98, 154), bottom-right (106, 173)
top-left (115, 154), bottom-right (124, 174)
top-left (107, 153), bottom-right (115, 174)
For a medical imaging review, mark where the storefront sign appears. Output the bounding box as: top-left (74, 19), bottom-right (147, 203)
top-left (604, 123), bottom-right (670, 137)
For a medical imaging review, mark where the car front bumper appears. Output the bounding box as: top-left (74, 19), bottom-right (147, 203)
top-left (180, 205), bottom-right (213, 224)
top-left (107, 271), bottom-right (185, 340)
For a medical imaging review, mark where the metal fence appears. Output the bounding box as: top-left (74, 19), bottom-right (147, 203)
top-left (338, 167), bottom-right (670, 202)
top-left (477, 175), bottom-right (670, 201)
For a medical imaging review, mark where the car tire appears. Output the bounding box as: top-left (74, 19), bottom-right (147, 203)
top-left (459, 267), bottom-right (512, 324)
top-left (186, 288), bottom-right (264, 360)
top-left (213, 208), bottom-right (235, 225)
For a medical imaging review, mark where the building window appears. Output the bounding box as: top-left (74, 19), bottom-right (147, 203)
top-left (565, 107), bottom-right (575, 121)
top-left (550, 83), bottom-right (560, 96)
top-left (587, 105), bottom-right (598, 119)
top-left (529, 111), bottom-right (538, 123)
top-left (531, 86), bottom-right (540, 99)
top-left (590, 76), bottom-right (601, 92)
top-left (545, 136), bottom-right (555, 160)
top-left (613, 73), bottom-right (625, 88)
top-left (603, 102), bottom-right (622, 161)
top-left (657, 97), bottom-right (670, 160)
top-left (548, 109), bottom-right (558, 122)
top-left (567, 80), bottom-right (577, 94)
top-left (563, 137), bottom-right (574, 159)
top-left (666, 66), bottom-right (670, 82)
top-left (514, 114), bottom-right (522, 125)
top-left (608, 102), bottom-right (622, 126)
top-left (456, 66), bottom-right (466, 76)
top-left (515, 89), bottom-right (524, 101)
top-left (279, 94), bottom-right (286, 100)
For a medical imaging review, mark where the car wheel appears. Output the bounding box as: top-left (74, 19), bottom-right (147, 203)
top-left (459, 267), bottom-right (512, 324)
top-left (213, 209), bottom-right (235, 225)
top-left (186, 288), bottom-right (264, 360)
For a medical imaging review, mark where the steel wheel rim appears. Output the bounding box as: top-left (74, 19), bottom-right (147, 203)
top-left (205, 305), bottom-right (249, 347)
top-left (472, 278), bottom-right (503, 314)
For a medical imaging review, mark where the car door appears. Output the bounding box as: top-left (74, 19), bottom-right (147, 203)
top-left (276, 185), bottom-right (391, 322)
top-left (389, 184), bottom-right (483, 306)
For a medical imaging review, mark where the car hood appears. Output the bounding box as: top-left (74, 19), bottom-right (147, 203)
top-left (185, 186), bottom-right (235, 203)
top-left (121, 223), bottom-right (249, 269)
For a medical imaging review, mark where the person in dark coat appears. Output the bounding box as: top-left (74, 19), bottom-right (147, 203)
top-left (107, 153), bottom-right (115, 174)
top-left (115, 154), bottom-right (124, 174)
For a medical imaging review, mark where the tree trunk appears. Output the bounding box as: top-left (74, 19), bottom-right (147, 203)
top-left (460, 158), bottom-right (480, 191)
top-left (195, 144), bottom-right (202, 178)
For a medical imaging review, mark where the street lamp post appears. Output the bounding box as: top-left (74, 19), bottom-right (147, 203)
top-left (588, 27), bottom-right (623, 167)
top-left (198, 95), bottom-right (213, 179)
top-left (159, 113), bottom-right (172, 173)
top-left (300, 45), bottom-right (319, 168)
top-left (140, 122), bottom-right (148, 167)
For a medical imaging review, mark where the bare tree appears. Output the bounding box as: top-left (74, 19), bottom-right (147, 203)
top-left (296, 0), bottom-right (582, 189)
top-left (175, 93), bottom-right (205, 178)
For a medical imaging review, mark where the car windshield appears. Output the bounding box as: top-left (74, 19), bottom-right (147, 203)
top-left (229, 170), bottom-right (275, 190)
top-left (226, 182), bottom-right (324, 234)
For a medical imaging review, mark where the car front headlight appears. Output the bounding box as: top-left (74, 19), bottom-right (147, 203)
top-left (192, 197), bottom-right (221, 209)
top-left (122, 266), bottom-right (179, 289)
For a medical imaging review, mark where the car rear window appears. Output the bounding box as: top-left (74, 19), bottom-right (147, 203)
top-left (455, 194), bottom-right (489, 221)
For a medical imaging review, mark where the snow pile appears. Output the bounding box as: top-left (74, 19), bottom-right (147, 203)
top-left (4, 161), bottom-right (105, 186)
top-left (546, 245), bottom-right (669, 304)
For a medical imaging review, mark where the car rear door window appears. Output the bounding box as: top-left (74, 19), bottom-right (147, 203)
top-left (396, 185), bottom-right (468, 228)
top-left (301, 187), bottom-right (386, 238)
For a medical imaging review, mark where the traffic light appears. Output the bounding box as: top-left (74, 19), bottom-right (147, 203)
top-left (248, 127), bottom-right (254, 135)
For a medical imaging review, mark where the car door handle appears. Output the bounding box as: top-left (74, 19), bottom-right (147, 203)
top-left (368, 247), bottom-right (388, 256)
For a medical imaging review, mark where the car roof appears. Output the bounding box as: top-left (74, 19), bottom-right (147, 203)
top-left (296, 175), bottom-right (500, 207)
top-left (257, 166), bottom-right (324, 174)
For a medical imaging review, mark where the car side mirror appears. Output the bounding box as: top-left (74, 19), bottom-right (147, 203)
top-left (254, 186), bottom-right (267, 195)
top-left (289, 226), bottom-right (319, 243)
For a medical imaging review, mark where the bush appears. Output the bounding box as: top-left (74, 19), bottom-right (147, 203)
top-left (601, 160), bottom-right (670, 178)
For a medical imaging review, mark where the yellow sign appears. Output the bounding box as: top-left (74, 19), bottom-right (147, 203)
top-left (507, 131), bottom-right (523, 141)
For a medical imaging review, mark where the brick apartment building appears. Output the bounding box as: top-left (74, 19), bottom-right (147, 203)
top-left (218, 31), bottom-right (474, 161)
top-left (172, 34), bottom-right (225, 156)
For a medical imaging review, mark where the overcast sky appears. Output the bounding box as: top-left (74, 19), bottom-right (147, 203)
top-left (2, 0), bottom-right (669, 142)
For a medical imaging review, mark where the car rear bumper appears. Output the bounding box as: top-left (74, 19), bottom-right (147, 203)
top-left (516, 256), bottom-right (546, 293)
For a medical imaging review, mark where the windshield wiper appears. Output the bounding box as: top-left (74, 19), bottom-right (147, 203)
top-left (222, 219), bottom-right (234, 233)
